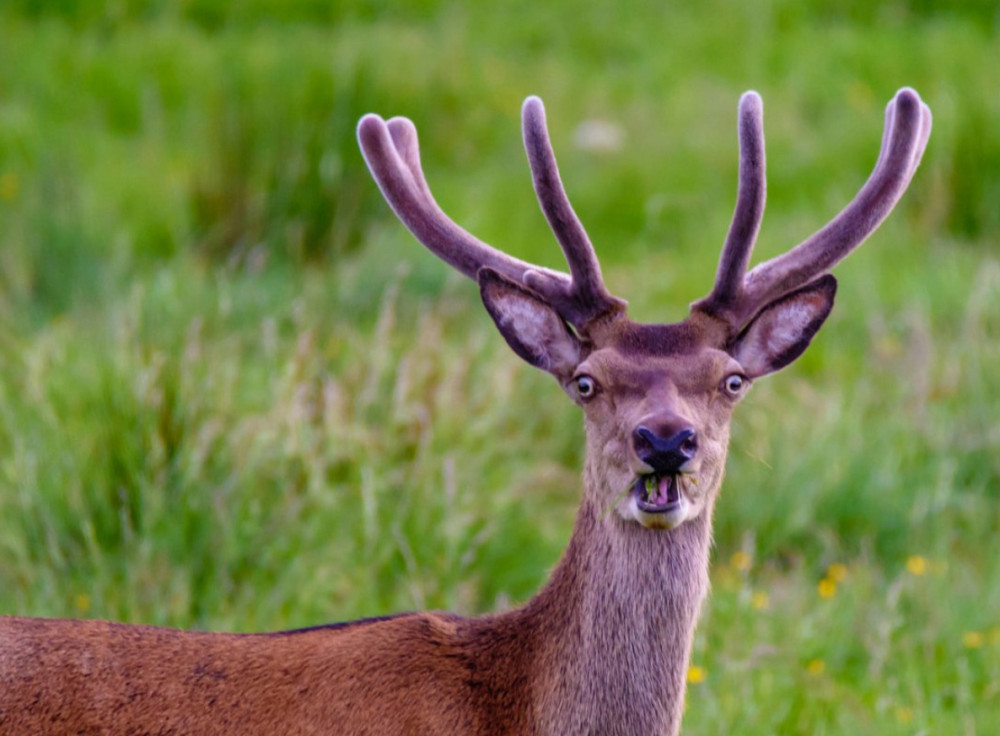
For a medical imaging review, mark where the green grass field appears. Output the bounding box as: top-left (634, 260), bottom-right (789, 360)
top-left (1, 1), bottom-right (998, 733)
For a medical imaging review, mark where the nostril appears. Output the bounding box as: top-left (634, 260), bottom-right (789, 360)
top-left (633, 427), bottom-right (655, 455)
top-left (678, 429), bottom-right (698, 458)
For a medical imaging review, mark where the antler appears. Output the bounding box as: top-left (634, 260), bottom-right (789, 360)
top-left (357, 98), bottom-right (626, 332)
top-left (693, 87), bottom-right (932, 330)
top-left (699, 91), bottom-right (768, 318)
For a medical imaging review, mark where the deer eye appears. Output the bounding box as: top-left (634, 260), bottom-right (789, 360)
top-left (574, 375), bottom-right (598, 400)
top-left (722, 373), bottom-right (747, 397)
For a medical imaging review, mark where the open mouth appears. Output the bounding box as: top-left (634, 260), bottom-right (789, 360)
top-left (633, 473), bottom-right (682, 513)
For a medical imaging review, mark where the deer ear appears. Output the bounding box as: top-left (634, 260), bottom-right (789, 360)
top-left (732, 274), bottom-right (837, 378)
top-left (478, 268), bottom-right (581, 380)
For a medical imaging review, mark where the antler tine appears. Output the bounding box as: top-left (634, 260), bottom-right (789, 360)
top-left (357, 112), bottom-right (573, 292)
top-left (735, 88), bottom-right (932, 325)
top-left (520, 96), bottom-right (626, 326)
top-left (384, 117), bottom-right (435, 206)
top-left (693, 91), bottom-right (767, 318)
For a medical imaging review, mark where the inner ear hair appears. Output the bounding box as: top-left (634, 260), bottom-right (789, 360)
top-left (478, 268), bottom-right (582, 378)
top-left (732, 274), bottom-right (837, 378)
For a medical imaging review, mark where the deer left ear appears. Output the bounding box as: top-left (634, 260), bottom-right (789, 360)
top-left (478, 268), bottom-right (582, 380)
top-left (731, 274), bottom-right (837, 378)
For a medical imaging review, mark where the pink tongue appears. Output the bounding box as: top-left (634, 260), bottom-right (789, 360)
top-left (656, 476), bottom-right (672, 504)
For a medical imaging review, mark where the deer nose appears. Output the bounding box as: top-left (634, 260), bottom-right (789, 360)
top-left (633, 426), bottom-right (698, 475)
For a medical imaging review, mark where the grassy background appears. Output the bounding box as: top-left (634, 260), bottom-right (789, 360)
top-left (0, 1), bottom-right (998, 733)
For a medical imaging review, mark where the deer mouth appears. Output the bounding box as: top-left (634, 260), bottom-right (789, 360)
top-left (634, 474), bottom-right (682, 513)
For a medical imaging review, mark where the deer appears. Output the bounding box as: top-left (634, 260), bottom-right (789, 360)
top-left (0, 88), bottom-right (930, 736)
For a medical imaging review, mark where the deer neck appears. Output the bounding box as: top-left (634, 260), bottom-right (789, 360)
top-left (523, 461), bottom-right (715, 736)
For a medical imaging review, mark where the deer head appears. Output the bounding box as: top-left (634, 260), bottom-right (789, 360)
top-left (357, 89), bottom-right (931, 533)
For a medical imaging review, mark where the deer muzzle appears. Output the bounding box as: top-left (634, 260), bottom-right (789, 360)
top-left (627, 426), bottom-right (699, 525)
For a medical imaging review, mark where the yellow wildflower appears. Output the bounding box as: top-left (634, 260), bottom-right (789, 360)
top-left (906, 555), bottom-right (927, 576)
top-left (806, 659), bottom-right (825, 676)
top-left (827, 562), bottom-right (848, 582)
top-left (962, 631), bottom-right (984, 649)
top-left (818, 578), bottom-right (836, 599)
top-left (895, 706), bottom-right (913, 724)
top-left (74, 593), bottom-right (91, 614)
top-left (751, 591), bottom-right (770, 611)
top-left (687, 665), bottom-right (706, 684)
top-left (730, 550), bottom-right (751, 572)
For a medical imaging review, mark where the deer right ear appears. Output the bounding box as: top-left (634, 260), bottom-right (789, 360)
top-left (479, 268), bottom-right (582, 380)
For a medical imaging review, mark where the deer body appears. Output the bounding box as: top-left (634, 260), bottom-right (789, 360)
top-left (1, 497), bottom-right (710, 735)
top-left (1, 612), bottom-right (523, 734)
top-left (0, 89), bottom-right (931, 735)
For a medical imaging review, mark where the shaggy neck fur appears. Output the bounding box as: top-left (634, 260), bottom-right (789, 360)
top-left (513, 459), bottom-right (715, 736)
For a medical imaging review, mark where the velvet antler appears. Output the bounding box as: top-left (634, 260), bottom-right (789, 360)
top-left (693, 87), bottom-right (932, 330)
top-left (357, 98), bottom-right (625, 333)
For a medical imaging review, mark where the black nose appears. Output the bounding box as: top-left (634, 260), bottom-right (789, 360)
top-left (633, 426), bottom-right (698, 475)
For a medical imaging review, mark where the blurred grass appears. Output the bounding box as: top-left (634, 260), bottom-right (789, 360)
top-left (0, 1), bottom-right (998, 734)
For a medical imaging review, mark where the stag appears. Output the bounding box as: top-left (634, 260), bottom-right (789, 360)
top-left (0, 88), bottom-right (930, 735)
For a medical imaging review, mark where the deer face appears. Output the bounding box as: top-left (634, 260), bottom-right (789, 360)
top-left (572, 341), bottom-right (739, 530)
top-left (358, 88), bottom-right (930, 531)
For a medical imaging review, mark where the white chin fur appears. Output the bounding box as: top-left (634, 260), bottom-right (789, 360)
top-left (619, 493), bottom-right (689, 530)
